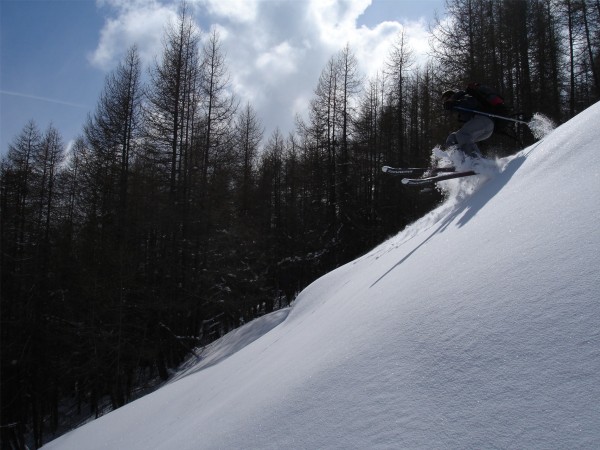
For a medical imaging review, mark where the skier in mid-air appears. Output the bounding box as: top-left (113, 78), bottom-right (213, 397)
top-left (382, 82), bottom-right (512, 186)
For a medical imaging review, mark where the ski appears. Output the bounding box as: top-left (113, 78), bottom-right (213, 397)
top-left (382, 165), bottom-right (456, 176)
top-left (401, 170), bottom-right (477, 187)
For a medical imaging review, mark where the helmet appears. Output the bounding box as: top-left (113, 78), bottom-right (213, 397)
top-left (441, 89), bottom-right (455, 101)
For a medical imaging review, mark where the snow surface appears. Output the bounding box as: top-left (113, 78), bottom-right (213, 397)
top-left (44, 103), bottom-right (600, 449)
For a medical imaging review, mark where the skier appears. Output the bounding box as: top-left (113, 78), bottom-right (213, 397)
top-left (382, 83), bottom-right (515, 186)
top-left (441, 86), bottom-right (495, 159)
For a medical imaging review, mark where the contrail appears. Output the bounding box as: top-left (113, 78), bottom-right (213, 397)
top-left (0, 90), bottom-right (88, 109)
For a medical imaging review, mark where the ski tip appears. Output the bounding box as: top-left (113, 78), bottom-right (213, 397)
top-left (382, 166), bottom-right (391, 173)
top-left (401, 178), bottom-right (409, 184)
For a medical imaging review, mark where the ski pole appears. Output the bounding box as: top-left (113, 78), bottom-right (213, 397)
top-left (453, 106), bottom-right (529, 125)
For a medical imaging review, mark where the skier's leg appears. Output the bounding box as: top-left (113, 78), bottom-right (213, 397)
top-left (454, 115), bottom-right (494, 157)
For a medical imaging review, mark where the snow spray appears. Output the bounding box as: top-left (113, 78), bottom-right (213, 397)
top-left (528, 113), bottom-right (556, 140)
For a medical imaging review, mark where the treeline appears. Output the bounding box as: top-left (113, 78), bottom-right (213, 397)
top-left (1, 0), bottom-right (599, 447)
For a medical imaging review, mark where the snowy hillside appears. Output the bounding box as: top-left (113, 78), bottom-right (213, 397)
top-left (44, 103), bottom-right (600, 449)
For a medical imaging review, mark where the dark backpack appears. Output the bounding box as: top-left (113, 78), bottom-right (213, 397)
top-left (465, 82), bottom-right (511, 131)
top-left (465, 82), bottom-right (505, 111)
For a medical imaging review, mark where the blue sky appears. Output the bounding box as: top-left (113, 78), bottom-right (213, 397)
top-left (1, 0), bottom-right (446, 156)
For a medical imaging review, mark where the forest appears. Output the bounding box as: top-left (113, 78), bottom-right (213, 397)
top-left (1, 0), bottom-right (599, 448)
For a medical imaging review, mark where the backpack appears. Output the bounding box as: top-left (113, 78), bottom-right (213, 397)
top-left (465, 82), bottom-right (505, 111)
top-left (465, 82), bottom-right (512, 132)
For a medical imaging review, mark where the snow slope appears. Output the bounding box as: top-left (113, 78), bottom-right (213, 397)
top-left (44, 103), bottom-right (600, 449)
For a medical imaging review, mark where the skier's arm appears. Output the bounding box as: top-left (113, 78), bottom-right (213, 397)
top-left (443, 90), bottom-right (466, 110)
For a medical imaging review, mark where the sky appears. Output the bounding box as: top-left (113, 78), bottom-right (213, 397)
top-left (41, 104), bottom-right (600, 449)
top-left (0, 0), bottom-right (446, 157)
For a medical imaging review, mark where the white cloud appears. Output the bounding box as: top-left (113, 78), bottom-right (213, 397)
top-left (198, 0), bottom-right (260, 23)
top-left (307, 0), bottom-right (373, 47)
top-left (90, 0), bottom-right (435, 140)
top-left (404, 19), bottom-right (433, 64)
top-left (90, 1), bottom-right (177, 69)
top-left (256, 42), bottom-right (299, 75)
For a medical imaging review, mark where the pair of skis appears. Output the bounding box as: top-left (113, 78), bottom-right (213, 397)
top-left (382, 165), bottom-right (477, 187)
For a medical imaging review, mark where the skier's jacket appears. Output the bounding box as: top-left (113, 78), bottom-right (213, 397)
top-left (448, 82), bottom-right (510, 131)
